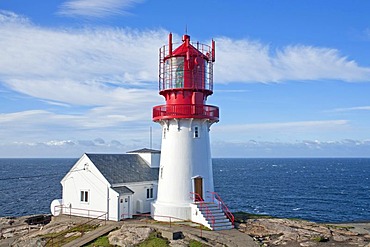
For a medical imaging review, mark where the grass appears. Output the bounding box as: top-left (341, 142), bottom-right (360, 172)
top-left (42, 224), bottom-right (99, 247)
top-left (83, 234), bottom-right (113, 247)
top-left (138, 231), bottom-right (169, 247)
top-left (312, 236), bottom-right (329, 242)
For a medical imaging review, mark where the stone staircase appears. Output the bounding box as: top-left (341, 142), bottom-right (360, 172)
top-left (196, 202), bottom-right (233, 231)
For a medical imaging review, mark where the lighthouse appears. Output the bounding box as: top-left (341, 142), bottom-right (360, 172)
top-left (151, 33), bottom-right (233, 230)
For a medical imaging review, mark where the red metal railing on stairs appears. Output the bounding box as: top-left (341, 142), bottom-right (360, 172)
top-left (190, 192), bottom-right (215, 229)
top-left (208, 191), bottom-right (235, 225)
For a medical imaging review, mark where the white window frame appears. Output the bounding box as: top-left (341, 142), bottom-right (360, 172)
top-left (80, 190), bottom-right (89, 203)
top-left (146, 187), bottom-right (154, 200)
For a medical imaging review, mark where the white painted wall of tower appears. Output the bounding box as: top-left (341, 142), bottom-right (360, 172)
top-left (152, 118), bottom-right (215, 221)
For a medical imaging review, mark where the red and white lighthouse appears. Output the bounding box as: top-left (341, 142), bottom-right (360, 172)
top-left (151, 34), bottom-right (233, 230)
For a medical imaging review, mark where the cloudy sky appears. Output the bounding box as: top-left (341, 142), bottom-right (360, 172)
top-left (1, 0), bottom-right (370, 157)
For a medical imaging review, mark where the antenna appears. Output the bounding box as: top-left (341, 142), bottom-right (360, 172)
top-left (150, 126), bottom-right (152, 149)
top-left (185, 24), bottom-right (188, 34)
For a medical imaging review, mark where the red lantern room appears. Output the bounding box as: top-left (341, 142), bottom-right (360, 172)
top-left (152, 33), bottom-right (219, 122)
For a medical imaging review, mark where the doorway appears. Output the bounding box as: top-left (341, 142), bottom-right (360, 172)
top-left (194, 177), bottom-right (203, 201)
top-left (119, 195), bottom-right (130, 219)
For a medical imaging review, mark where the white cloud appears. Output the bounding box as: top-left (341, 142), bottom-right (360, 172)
top-left (331, 106), bottom-right (370, 112)
top-left (0, 11), bottom-right (165, 108)
top-left (214, 120), bottom-right (349, 132)
top-left (58, 0), bottom-right (144, 18)
top-left (216, 37), bottom-right (370, 83)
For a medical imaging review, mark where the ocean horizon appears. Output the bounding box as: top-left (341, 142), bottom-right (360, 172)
top-left (1, 157), bottom-right (369, 223)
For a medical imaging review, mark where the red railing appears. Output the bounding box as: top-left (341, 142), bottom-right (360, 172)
top-left (153, 104), bottom-right (219, 121)
top-left (190, 192), bottom-right (215, 229)
top-left (207, 192), bottom-right (234, 225)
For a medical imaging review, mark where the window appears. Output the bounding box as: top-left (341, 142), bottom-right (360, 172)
top-left (146, 188), bottom-right (153, 199)
top-left (194, 126), bottom-right (199, 138)
top-left (164, 57), bottom-right (184, 89)
top-left (80, 190), bottom-right (89, 202)
top-left (163, 128), bottom-right (166, 139)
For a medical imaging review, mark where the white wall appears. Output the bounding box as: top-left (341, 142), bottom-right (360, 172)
top-left (113, 181), bottom-right (158, 214)
top-left (108, 188), bottom-right (119, 221)
top-left (61, 155), bottom-right (117, 220)
top-left (152, 118), bottom-right (215, 221)
top-left (136, 153), bottom-right (160, 168)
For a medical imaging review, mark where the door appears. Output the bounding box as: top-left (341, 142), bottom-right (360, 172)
top-left (194, 177), bottom-right (203, 201)
top-left (119, 196), bottom-right (130, 219)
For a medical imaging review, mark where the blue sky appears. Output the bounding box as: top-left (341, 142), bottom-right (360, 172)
top-left (1, 0), bottom-right (370, 157)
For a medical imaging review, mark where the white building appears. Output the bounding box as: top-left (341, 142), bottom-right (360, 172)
top-left (51, 148), bottom-right (160, 221)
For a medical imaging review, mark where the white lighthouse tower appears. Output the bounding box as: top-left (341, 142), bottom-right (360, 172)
top-left (152, 33), bottom-right (233, 230)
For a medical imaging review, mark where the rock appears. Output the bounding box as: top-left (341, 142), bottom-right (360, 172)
top-left (10, 237), bottom-right (46, 247)
top-left (108, 225), bottom-right (153, 246)
top-left (64, 231), bottom-right (82, 238)
top-left (237, 217), bottom-right (370, 246)
top-left (332, 234), bottom-right (350, 242)
top-left (300, 242), bottom-right (317, 247)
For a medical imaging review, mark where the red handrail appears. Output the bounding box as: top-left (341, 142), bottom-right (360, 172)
top-left (190, 192), bottom-right (215, 228)
top-left (208, 191), bottom-right (234, 225)
top-left (153, 104), bottom-right (219, 121)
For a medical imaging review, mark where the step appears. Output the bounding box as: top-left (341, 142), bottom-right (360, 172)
top-left (211, 222), bottom-right (232, 230)
top-left (213, 225), bottom-right (234, 231)
top-left (198, 207), bottom-right (221, 213)
top-left (212, 215), bottom-right (229, 220)
top-left (213, 221), bottom-right (232, 227)
top-left (197, 204), bottom-right (221, 209)
top-left (208, 218), bottom-right (230, 224)
top-left (204, 211), bottom-right (224, 217)
top-left (195, 202), bottom-right (234, 231)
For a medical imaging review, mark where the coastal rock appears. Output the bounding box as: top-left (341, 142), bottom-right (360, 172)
top-left (64, 231), bottom-right (82, 238)
top-left (300, 242), bottom-right (317, 247)
top-left (332, 234), bottom-right (350, 242)
top-left (238, 218), bottom-right (370, 246)
top-left (108, 225), bottom-right (154, 246)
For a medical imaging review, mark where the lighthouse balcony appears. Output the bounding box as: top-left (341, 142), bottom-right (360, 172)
top-left (152, 104), bottom-right (219, 121)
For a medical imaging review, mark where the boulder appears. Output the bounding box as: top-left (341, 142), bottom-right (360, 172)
top-left (108, 225), bottom-right (154, 247)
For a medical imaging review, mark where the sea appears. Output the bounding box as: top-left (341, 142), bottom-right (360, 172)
top-left (0, 158), bottom-right (369, 223)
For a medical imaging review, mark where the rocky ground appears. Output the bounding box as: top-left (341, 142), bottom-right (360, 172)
top-left (237, 218), bottom-right (370, 246)
top-left (107, 225), bottom-right (224, 247)
top-left (0, 214), bottom-right (93, 246)
top-left (1, 214), bottom-right (370, 246)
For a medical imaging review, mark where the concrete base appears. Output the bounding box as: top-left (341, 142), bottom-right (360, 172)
top-left (151, 202), bottom-right (191, 222)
